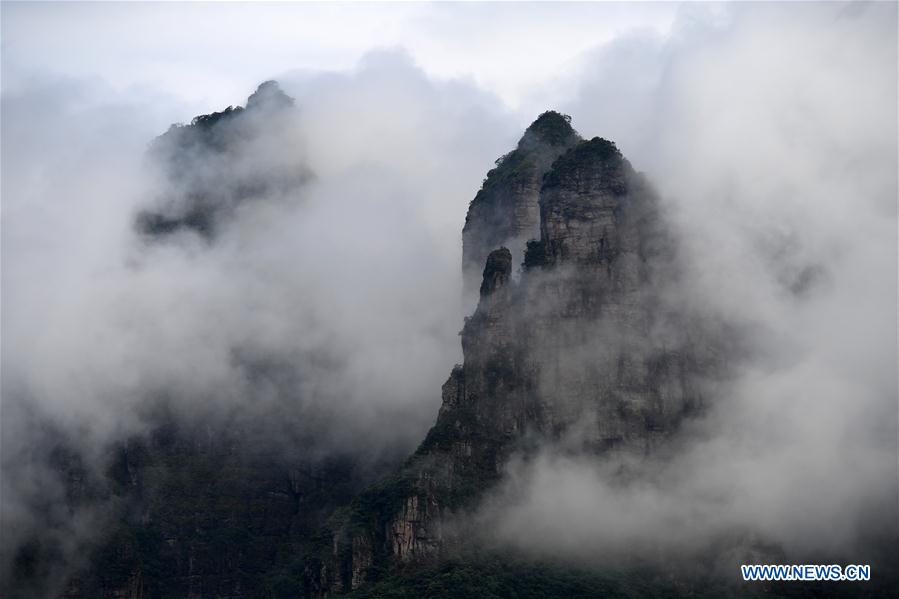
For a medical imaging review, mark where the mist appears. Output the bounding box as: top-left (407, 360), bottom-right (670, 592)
top-left (2, 0), bottom-right (897, 592)
top-left (1, 49), bottom-right (520, 589)
top-left (477, 0), bottom-right (898, 570)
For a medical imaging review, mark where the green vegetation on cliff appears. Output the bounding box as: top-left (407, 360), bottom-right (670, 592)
top-left (469, 149), bottom-right (536, 209)
top-left (524, 111), bottom-right (578, 146)
top-left (542, 136), bottom-right (623, 189)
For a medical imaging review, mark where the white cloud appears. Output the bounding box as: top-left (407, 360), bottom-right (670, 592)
top-left (480, 0), bottom-right (898, 566)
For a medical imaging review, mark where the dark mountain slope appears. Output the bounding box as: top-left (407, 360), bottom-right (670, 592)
top-left (313, 119), bottom-right (714, 594)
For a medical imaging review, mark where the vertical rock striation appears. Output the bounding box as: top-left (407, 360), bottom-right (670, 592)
top-left (461, 112), bottom-right (581, 301)
top-left (326, 117), bottom-right (708, 592)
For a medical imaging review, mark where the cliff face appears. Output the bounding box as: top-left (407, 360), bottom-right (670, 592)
top-left (330, 119), bottom-right (704, 592)
top-left (461, 112), bottom-right (580, 301)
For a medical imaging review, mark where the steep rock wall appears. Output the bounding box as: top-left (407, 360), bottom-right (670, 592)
top-left (329, 124), bottom-right (707, 593)
top-left (461, 112), bottom-right (581, 301)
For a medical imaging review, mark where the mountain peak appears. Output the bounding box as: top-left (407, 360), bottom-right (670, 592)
top-left (520, 110), bottom-right (579, 148)
top-left (461, 111), bottom-right (582, 298)
top-left (137, 81), bottom-right (303, 240)
top-left (246, 80), bottom-right (295, 111)
top-left (325, 115), bottom-right (700, 590)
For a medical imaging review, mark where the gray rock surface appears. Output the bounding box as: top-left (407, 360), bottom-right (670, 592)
top-left (461, 112), bottom-right (580, 302)
top-left (329, 121), bottom-right (709, 592)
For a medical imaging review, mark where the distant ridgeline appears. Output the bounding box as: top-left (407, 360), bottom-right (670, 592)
top-left (135, 80), bottom-right (308, 240)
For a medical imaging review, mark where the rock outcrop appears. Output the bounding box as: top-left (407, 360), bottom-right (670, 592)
top-left (135, 80), bottom-right (307, 240)
top-left (461, 111), bottom-right (580, 301)
top-left (324, 117), bottom-right (706, 592)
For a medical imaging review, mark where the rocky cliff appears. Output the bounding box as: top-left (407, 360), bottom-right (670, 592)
top-left (324, 115), bottom-right (705, 592)
top-left (461, 111), bottom-right (580, 301)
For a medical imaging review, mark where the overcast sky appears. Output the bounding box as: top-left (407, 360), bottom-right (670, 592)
top-left (2, 2), bottom-right (681, 123)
